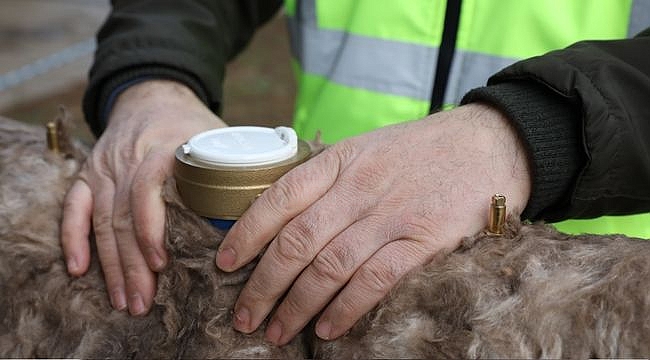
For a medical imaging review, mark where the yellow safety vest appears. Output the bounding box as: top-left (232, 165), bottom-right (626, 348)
top-left (285, 0), bottom-right (650, 238)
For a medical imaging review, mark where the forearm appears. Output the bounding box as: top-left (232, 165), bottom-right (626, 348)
top-left (84, 0), bottom-right (283, 136)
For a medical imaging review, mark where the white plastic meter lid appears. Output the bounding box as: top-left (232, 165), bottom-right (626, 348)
top-left (183, 126), bottom-right (299, 166)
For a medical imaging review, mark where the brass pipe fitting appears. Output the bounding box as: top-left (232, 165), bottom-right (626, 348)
top-left (46, 120), bottom-right (60, 154)
top-left (487, 194), bottom-right (506, 235)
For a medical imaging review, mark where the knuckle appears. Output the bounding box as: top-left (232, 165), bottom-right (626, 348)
top-left (311, 246), bottom-right (355, 283)
top-left (111, 197), bottom-right (133, 232)
top-left (231, 215), bottom-right (259, 239)
top-left (351, 162), bottom-right (386, 189)
top-left (280, 293), bottom-right (306, 318)
top-left (122, 263), bottom-right (147, 283)
top-left (336, 294), bottom-right (359, 316)
top-left (129, 176), bottom-right (146, 197)
top-left (114, 144), bottom-right (139, 165)
top-left (357, 263), bottom-right (399, 295)
top-left (241, 276), bottom-right (269, 303)
top-left (88, 152), bottom-right (114, 179)
top-left (111, 210), bottom-right (133, 233)
top-left (273, 225), bottom-right (314, 265)
top-left (331, 140), bottom-right (356, 163)
top-left (393, 211), bottom-right (436, 240)
top-left (264, 178), bottom-right (302, 215)
top-left (339, 160), bottom-right (388, 197)
top-left (93, 212), bottom-right (113, 234)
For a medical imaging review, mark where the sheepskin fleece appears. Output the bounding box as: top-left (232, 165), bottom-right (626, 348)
top-left (314, 221), bottom-right (650, 359)
top-left (0, 115), bottom-right (649, 358)
top-left (0, 116), bottom-right (306, 358)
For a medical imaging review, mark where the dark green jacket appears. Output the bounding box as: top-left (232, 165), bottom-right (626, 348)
top-left (84, 0), bottom-right (650, 222)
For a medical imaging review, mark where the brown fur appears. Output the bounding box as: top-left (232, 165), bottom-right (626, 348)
top-left (0, 116), bottom-right (306, 358)
top-left (1, 115), bottom-right (648, 358)
top-left (315, 221), bottom-right (650, 358)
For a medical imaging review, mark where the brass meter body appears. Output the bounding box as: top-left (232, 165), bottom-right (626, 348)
top-left (174, 126), bottom-right (311, 224)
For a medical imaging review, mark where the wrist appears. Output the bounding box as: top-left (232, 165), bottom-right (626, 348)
top-left (451, 103), bottom-right (533, 217)
top-left (114, 79), bottom-right (198, 106)
top-left (109, 80), bottom-right (206, 127)
top-left (85, 66), bottom-right (212, 137)
top-left (462, 82), bottom-right (584, 221)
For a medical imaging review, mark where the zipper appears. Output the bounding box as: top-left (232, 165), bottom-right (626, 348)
top-left (429, 0), bottom-right (463, 113)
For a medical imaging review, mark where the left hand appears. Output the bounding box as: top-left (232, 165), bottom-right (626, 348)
top-left (216, 103), bottom-right (532, 345)
top-left (61, 80), bottom-right (225, 315)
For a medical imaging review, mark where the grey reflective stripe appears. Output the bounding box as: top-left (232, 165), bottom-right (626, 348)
top-left (628, 0), bottom-right (650, 37)
top-left (287, 0), bottom-right (511, 105)
top-left (298, 0), bottom-right (317, 26)
top-left (444, 51), bottom-right (518, 105)
top-left (289, 0), bottom-right (645, 105)
top-left (288, 0), bottom-right (437, 101)
top-left (290, 25), bottom-right (437, 100)
top-left (444, 0), bottom-right (650, 105)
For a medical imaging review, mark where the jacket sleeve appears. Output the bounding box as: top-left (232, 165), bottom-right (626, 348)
top-left (462, 28), bottom-right (650, 221)
top-left (83, 0), bottom-right (283, 136)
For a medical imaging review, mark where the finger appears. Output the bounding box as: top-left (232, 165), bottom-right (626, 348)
top-left (131, 150), bottom-right (173, 271)
top-left (315, 239), bottom-right (430, 340)
top-left (263, 215), bottom-right (392, 345)
top-left (61, 179), bottom-right (93, 276)
top-left (92, 178), bottom-right (128, 311)
top-left (113, 184), bottom-right (157, 316)
top-left (217, 148), bottom-right (342, 271)
top-left (230, 187), bottom-right (367, 334)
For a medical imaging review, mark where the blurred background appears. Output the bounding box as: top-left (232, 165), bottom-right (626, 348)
top-left (0, 0), bottom-right (295, 143)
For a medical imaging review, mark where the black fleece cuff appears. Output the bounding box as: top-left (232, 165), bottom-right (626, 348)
top-left (461, 82), bottom-right (585, 221)
top-left (83, 65), bottom-right (212, 138)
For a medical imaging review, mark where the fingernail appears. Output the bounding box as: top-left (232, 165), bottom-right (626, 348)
top-left (216, 246), bottom-right (237, 270)
top-left (233, 306), bottom-right (250, 331)
top-left (66, 256), bottom-right (79, 274)
top-left (129, 293), bottom-right (146, 316)
top-left (147, 248), bottom-right (165, 270)
top-left (316, 319), bottom-right (331, 340)
top-left (264, 319), bottom-right (283, 345)
top-left (110, 288), bottom-right (127, 311)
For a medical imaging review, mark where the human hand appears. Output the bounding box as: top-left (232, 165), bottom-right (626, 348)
top-left (216, 103), bottom-right (532, 344)
top-left (61, 80), bottom-right (225, 315)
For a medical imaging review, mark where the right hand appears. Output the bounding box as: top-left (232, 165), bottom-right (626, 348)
top-left (61, 80), bottom-right (226, 315)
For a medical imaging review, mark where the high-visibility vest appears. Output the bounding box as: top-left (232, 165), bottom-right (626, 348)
top-left (285, 0), bottom-right (650, 239)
